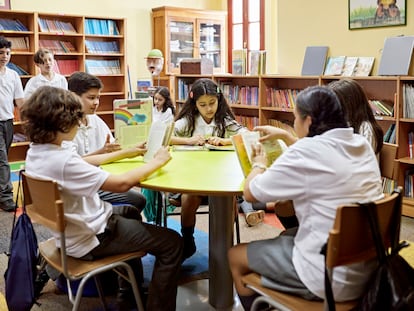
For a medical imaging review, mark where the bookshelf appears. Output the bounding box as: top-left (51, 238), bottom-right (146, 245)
top-left (173, 74), bottom-right (414, 216)
top-left (152, 6), bottom-right (226, 76)
top-left (0, 10), bottom-right (127, 162)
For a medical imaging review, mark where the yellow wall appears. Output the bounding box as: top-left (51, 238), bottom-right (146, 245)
top-left (276, 0), bottom-right (414, 75)
top-left (10, 0), bottom-right (222, 84)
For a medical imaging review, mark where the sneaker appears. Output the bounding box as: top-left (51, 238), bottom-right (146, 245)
top-left (182, 237), bottom-right (196, 261)
top-left (0, 199), bottom-right (16, 212)
top-left (245, 210), bottom-right (265, 227)
top-left (168, 193), bottom-right (182, 207)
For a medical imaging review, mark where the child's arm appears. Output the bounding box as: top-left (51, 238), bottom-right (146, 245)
top-left (100, 146), bottom-right (171, 192)
top-left (170, 135), bottom-right (206, 146)
top-left (85, 134), bottom-right (121, 156)
top-left (206, 137), bottom-right (232, 146)
top-left (83, 143), bottom-right (146, 166)
top-left (254, 125), bottom-right (298, 146)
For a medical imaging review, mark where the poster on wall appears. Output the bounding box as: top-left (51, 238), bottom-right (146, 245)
top-left (349, 0), bottom-right (406, 30)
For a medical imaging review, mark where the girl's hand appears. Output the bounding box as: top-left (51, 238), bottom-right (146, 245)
top-left (251, 142), bottom-right (267, 167)
top-left (188, 135), bottom-right (206, 146)
top-left (254, 125), bottom-right (298, 146)
top-left (206, 136), bottom-right (224, 146)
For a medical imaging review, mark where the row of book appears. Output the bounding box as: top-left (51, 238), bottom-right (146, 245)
top-left (54, 59), bottom-right (80, 75)
top-left (232, 49), bottom-right (267, 76)
top-left (265, 88), bottom-right (299, 110)
top-left (324, 56), bottom-right (375, 77)
top-left (85, 59), bottom-right (121, 75)
top-left (383, 124), bottom-right (396, 144)
top-left (85, 19), bottom-right (120, 36)
top-left (39, 39), bottom-right (76, 54)
top-left (220, 84), bottom-right (259, 106)
top-left (404, 170), bottom-right (414, 198)
top-left (7, 37), bottom-right (30, 51)
top-left (7, 62), bottom-right (29, 76)
top-left (234, 116), bottom-right (259, 130)
top-left (0, 18), bottom-right (28, 31)
top-left (382, 177), bottom-right (397, 194)
top-left (369, 99), bottom-right (394, 117)
top-left (403, 84), bottom-right (414, 118)
top-left (38, 18), bottom-right (77, 34)
top-left (85, 40), bottom-right (120, 54)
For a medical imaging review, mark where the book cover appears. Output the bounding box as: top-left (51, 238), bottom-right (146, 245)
top-left (353, 57), bottom-right (375, 76)
top-left (378, 36), bottom-right (414, 76)
top-left (143, 121), bottom-right (175, 162)
top-left (231, 131), bottom-right (287, 177)
top-left (113, 98), bottom-right (152, 149)
top-left (301, 46), bottom-right (329, 76)
top-left (249, 50), bottom-right (260, 75)
top-left (232, 49), bottom-right (247, 75)
top-left (341, 56), bottom-right (358, 76)
top-left (324, 56), bottom-right (346, 76)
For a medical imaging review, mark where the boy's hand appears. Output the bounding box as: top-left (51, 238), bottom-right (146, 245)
top-left (103, 134), bottom-right (121, 153)
top-left (153, 146), bottom-right (172, 165)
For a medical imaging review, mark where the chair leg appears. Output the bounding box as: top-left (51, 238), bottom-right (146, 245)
top-left (122, 263), bottom-right (145, 311)
top-left (234, 197), bottom-right (241, 244)
top-left (93, 275), bottom-right (109, 310)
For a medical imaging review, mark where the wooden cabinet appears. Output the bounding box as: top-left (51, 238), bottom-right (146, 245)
top-left (173, 74), bottom-right (414, 216)
top-left (0, 10), bottom-right (127, 162)
top-left (152, 6), bottom-right (226, 75)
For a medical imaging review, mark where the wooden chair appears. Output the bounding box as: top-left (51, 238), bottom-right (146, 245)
top-left (242, 187), bottom-right (403, 311)
top-left (22, 172), bottom-right (146, 311)
top-left (380, 142), bottom-right (398, 180)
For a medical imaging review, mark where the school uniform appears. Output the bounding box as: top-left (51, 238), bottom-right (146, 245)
top-left (23, 73), bottom-right (67, 99)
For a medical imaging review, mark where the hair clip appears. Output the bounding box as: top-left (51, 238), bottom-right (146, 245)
top-left (189, 91), bottom-right (194, 99)
top-left (217, 86), bottom-right (221, 94)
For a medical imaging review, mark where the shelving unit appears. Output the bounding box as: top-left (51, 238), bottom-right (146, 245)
top-left (152, 6), bottom-right (226, 75)
top-left (173, 74), bottom-right (414, 216)
top-left (0, 10), bottom-right (127, 162)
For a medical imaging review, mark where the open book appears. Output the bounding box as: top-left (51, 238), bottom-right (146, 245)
top-left (143, 121), bottom-right (175, 162)
top-left (231, 131), bottom-right (287, 177)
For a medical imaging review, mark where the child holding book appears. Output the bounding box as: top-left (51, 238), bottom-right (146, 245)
top-left (0, 36), bottom-right (24, 212)
top-left (171, 78), bottom-right (247, 259)
top-left (21, 86), bottom-right (183, 311)
top-left (24, 48), bottom-right (68, 100)
top-left (68, 71), bottom-right (146, 213)
top-left (228, 86), bottom-right (383, 310)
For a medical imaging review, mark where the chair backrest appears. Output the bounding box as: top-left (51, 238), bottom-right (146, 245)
top-left (326, 186), bottom-right (402, 269)
top-left (380, 143), bottom-right (398, 180)
top-left (22, 172), bottom-right (65, 234)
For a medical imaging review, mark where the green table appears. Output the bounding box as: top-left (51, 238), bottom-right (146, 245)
top-left (102, 150), bottom-right (244, 310)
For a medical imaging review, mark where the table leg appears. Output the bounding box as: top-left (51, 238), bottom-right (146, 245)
top-left (208, 195), bottom-right (234, 310)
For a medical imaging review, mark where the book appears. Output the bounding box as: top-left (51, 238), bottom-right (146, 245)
top-left (113, 98), bottom-right (152, 149)
top-left (143, 121), bottom-right (175, 162)
top-left (324, 56), bottom-right (346, 76)
top-left (232, 49), bottom-right (247, 75)
top-left (231, 131), bottom-right (287, 177)
top-left (353, 57), bottom-right (375, 76)
top-left (249, 50), bottom-right (266, 75)
top-left (378, 36), bottom-right (414, 76)
top-left (341, 56), bottom-right (358, 76)
top-left (301, 46), bottom-right (329, 76)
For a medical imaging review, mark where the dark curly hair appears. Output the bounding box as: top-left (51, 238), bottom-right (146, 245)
top-left (154, 86), bottom-right (175, 115)
top-left (21, 86), bottom-right (83, 144)
top-left (295, 85), bottom-right (348, 137)
top-left (175, 78), bottom-right (236, 137)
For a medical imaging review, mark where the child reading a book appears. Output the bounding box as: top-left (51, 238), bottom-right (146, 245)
top-left (228, 86), bottom-right (383, 310)
top-left (170, 78), bottom-right (247, 259)
top-left (68, 71), bottom-right (146, 213)
top-left (24, 48), bottom-right (68, 100)
top-left (21, 86), bottom-right (183, 311)
top-left (0, 36), bottom-right (24, 212)
top-left (153, 86), bottom-right (175, 123)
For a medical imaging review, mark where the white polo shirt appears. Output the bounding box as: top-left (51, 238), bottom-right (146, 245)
top-left (249, 128), bottom-right (383, 301)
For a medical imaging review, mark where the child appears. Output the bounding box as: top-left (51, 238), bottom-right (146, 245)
top-left (171, 78), bottom-right (247, 259)
top-left (24, 48), bottom-right (68, 100)
top-left (68, 71), bottom-right (146, 212)
top-left (21, 86), bottom-right (183, 311)
top-left (142, 86), bottom-right (176, 223)
top-left (228, 86), bottom-right (383, 310)
top-left (0, 36), bottom-right (24, 211)
top-left (152, 86), bottom-right (175, 123)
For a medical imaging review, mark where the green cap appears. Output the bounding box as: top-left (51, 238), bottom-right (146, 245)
top-left (147, 49), bottom-right (163, 58)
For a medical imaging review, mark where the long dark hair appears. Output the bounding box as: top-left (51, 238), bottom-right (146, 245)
top-left (154, 86), bottom-right (175, 115)
top-left (295, 86), bottom-right (348, 137)
top-left (175, 78), bottom-right (236, 137)
top-left (329, 78), bottom-right (383, 153)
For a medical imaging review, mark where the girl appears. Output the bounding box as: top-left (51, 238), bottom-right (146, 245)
top-left (171, 78), bottom-right (246, 259)
top-left (152, 86), bottom-right (175, 123)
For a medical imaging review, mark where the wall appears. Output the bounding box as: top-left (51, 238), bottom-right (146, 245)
top-left (276, 0), bottom-right (414, 75)
top-left (10, 0), bottom-right (222, 86)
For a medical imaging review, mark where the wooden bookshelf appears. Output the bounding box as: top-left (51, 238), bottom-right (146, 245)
top-left (0, 10), bottom-right (127, 163)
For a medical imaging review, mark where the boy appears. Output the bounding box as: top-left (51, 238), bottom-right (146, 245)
top-left (68, 71), bottom-right (146, 212)
top-left (24, 48), bottom-right (67, 100)
top-left (21, 86), bottom-right (183, 311)
top-left (0, 36), bottom-right (24, 211)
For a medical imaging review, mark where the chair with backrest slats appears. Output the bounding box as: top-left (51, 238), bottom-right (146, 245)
top-left (243, 187), bottom-right (403, 311)
top-left (22, 171), bottom-right (146, 311)
top-left (380, 142), bottom-right (398, 180)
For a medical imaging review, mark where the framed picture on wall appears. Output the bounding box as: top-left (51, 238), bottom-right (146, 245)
top-left (0, 0), bottom-right (10, 10)
top-left (349, 0), bottom-right (406, 30)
